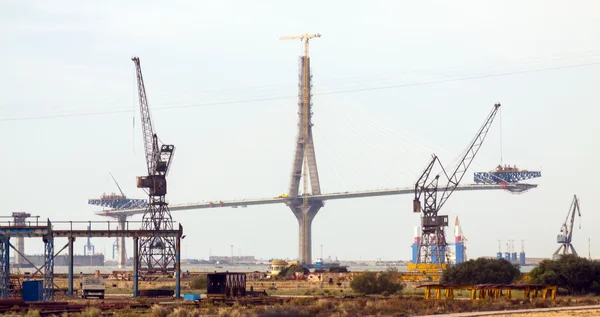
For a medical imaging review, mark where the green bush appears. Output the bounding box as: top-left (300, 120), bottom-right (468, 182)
top-left (529, 254), bottom-right (600, 294)
top-left (279, 264), bottom-right (309, 278)
top-left (441, 258), bottom-right (521, 285)
top-left (350, 269), bottom-right (403, 295)
top-left (190, 275), bottom-right (207, 290)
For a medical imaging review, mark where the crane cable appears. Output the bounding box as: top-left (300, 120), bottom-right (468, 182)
top-left (499, 106), bottom-right (503, 166)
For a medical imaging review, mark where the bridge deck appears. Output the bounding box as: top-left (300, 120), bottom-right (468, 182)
top-left (96, 183), bottom-right (537, 218)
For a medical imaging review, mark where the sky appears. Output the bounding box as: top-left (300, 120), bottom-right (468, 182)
top-left (1, 1), bottom-right (599, 263)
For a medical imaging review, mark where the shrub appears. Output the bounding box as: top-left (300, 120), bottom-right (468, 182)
top-left (529, 254), bottom-right (600, 294)
top-left (190, 275), bottom-right (207, 290)
top-left (441, 258), bottom-right (520, 285)
top-left (350, 270), bottom-right (403, 295)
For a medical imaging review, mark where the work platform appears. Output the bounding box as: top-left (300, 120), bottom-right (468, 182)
top-left (0, 219), bottom-right (183, 302)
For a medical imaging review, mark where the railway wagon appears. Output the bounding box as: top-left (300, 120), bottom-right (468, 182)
top-left (207, 272), bottom-right (247, 298)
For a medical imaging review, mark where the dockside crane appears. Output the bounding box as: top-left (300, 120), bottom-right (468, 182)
top-left (131, 56), bottom-right (176, 273)
top-left (412, 103), bottom-right (501, 269)
top-left (553, 195), bottom-right (581, 260)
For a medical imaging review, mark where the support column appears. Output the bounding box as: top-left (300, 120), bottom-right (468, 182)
top-left (175, 236), bottom-right (181, 298)
top-left (43, 233), bottom-right (54, 302)
top-left (68, 237), bottom-right (75, 296)
top-left (117, 215), bottom-right (128, 268)
top-left (0, 236), bottom-right (9, 299)
top-left (14, 236), bottom-right (24, 266)
top-left (291, 203), bottom-right (322, 265)
top-left (133, 236), bottom-right (139, 298)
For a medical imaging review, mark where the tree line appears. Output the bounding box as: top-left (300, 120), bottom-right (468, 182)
top-left (441, 255), bottom-right (600, 295)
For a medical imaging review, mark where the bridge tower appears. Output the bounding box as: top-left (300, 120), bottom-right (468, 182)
top-left (280, 33), bottom-right (322, 265)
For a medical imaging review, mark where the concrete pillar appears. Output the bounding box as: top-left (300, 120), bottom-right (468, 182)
top-left (14, 218), bottom-right (25, 265)
top-left (117, 215), bottom-right (128, 268)
top-left (291, 202), bottom-right (322, 265)
top-left (14, 236), bottom-right (24, 265)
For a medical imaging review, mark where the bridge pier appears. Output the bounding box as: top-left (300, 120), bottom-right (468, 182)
top-left (117, 215), bottom-right (128, 268)
top-left (291, 202), bottom-right (322, 265)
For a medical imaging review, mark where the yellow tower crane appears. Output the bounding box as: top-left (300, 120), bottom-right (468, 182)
top-left (280, 33), bottom-right (322, 58)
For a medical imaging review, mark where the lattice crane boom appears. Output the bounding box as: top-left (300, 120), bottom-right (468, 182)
top-left (413, 103), bottom-right (501, 215)
top-left (437, 103), bottom-right (501, 211)
top-left (566, 195), bottom-right (581, 242)
top-left (131, 56), bottom-right (158, 176)
top-left (412, 103), bottom-right (501, 267)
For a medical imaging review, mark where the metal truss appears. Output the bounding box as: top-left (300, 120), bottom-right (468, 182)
top-left (43, 234), bottom-right (54, 302)
top-left (0, 236), bottom-right (8, 299)
top-left (139, 196), bottom-right (176, 273)
top-left (474, 171), bottom-right (542, 184)
top-left (88, 198), bottom-right (147, 210)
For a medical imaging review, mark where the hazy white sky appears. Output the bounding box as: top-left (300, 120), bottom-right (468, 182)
top-left (1, 1), bottom-right (599, 262)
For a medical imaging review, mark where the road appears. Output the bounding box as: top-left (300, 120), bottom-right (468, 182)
top-left (418, 304), bottom-right (600, 317)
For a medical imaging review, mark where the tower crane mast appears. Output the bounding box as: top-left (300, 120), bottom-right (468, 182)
top-left (412, 103), bottom-right (501, 268)
top-left (131, 56), bottom-right (176, 273)
top-left (553, 195), bottom-right (581, 259)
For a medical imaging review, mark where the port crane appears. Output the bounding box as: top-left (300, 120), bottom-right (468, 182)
top-left (413, 103), bottom-right (501, 268)
top-left (131, 56), bottom-right (176, 273)
top-left (553, 195), bottom-right (581, 260)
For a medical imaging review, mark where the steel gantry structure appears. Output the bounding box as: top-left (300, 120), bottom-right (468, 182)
top-left (0, 219), bottom-right (183, 301)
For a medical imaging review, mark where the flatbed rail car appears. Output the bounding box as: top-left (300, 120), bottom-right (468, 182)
top-left (207, 272), bottom-right (247, 298)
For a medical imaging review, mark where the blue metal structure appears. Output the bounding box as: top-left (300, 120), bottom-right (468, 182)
top-left (431, 246), bottom-right (446, 264)
top-left (22, 280), bottom-right (43, 302)
top-left (43, 233), bottom-right (54, 302)
top-left (519, 252), bottom-right (526, 266)
top-left (411, 243), bottom-right (419, 264)
top-left (474, 165), bottom-right (541, 185)
top-left (0, 219), bottom-right (183, 301)
top-left (0, 236), bottom-right (8, 299)
top-left (455, 242), bottom-right (465, 264)
top-left (88, 197), bottom-right (147, 210)
top-left (0, 221), bottom-right (54, 301)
